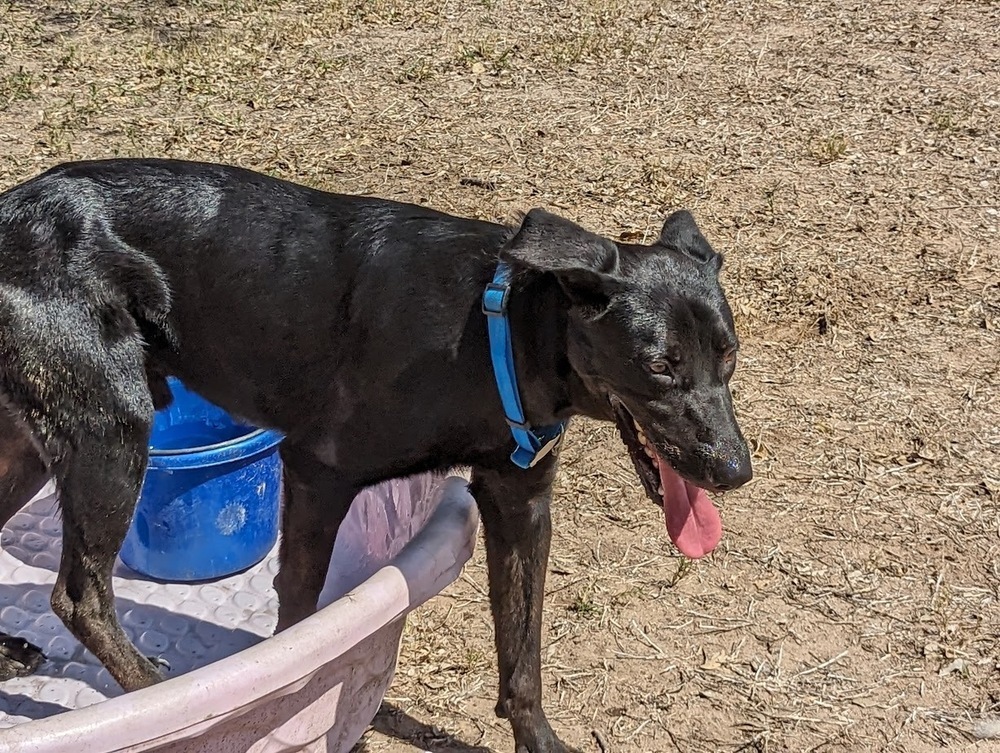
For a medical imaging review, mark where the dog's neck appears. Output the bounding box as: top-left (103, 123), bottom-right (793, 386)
top-left (500, 272), bottom-right (576, 428)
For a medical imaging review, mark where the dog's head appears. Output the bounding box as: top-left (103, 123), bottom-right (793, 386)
top-left (502, 208), bottom-right (753, 559)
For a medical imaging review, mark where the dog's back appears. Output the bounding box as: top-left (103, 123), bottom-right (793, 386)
top-left (0, 159), bottom-right (506, 446)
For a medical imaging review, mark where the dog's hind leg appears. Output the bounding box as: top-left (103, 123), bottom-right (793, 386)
top-left (0, 309), bottom-right (165, 691)
top-left (273, 442), bottom-right (359, 632)
top-left (49, 405), bottom-right (167, 692)
top-left (0, 402), bottom-right (50, 525)
top-left (0, 404), bottom-right (52, 680)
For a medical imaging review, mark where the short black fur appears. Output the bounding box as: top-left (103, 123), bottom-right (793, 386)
top-left (0, 159), bottom-right (751, 753)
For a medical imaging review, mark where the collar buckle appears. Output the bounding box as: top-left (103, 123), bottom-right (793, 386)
top-left (482, 282), bottom-right (510, 316)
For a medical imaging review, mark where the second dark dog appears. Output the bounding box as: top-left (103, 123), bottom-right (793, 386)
top-left (0, 159), bottom-right (751, 752)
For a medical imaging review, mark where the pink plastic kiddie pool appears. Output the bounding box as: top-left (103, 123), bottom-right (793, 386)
top-left (0, 473), bottom-right (478, 752)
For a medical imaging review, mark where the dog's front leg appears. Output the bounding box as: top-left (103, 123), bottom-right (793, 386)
top-left (274, 442), bottom-right (359, 631)
top-left (471, 462), bottom-right (582, 753)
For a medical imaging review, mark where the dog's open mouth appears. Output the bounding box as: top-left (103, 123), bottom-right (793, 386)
top-left (610, 396), bottom-right (722, 560)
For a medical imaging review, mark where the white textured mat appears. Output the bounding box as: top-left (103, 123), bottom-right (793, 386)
top-left (0, 481), bottom-right (279, 727)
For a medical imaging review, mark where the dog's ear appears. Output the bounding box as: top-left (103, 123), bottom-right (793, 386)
top-left (660, 210), bottom-right (723, 271)
top-left (502, 208), bottom-right (620, 311)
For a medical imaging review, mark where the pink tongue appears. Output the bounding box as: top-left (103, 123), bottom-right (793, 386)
top-left (656, 457), bottom-right (722, 559)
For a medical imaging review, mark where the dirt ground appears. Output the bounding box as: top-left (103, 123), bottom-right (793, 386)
top-left (1, 0), bottom-right (998, 751)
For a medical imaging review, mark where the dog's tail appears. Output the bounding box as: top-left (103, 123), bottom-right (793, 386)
top-left (0, 175), bottom-right (179, 476)
top-left (0, 169), bottom-right (177, 355)
top-left (91, 223), bottom-right (178, 353)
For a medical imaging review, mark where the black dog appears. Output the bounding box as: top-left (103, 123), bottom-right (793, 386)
top-left (0, 159), bottom-right (751, 752)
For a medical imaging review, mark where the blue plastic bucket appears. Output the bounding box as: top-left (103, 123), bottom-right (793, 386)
top-left (119, 378), bottom-right (284, 582)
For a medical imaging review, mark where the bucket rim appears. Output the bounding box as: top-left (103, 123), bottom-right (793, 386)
top-left (147, 428), bottom-right (285, 470)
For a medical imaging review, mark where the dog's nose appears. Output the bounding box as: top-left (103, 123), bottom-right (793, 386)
top-left (710, 452), bottom-right (753, 491)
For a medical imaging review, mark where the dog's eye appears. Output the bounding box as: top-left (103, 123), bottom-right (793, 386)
top-left (648, 361), bottom-right (670, 375)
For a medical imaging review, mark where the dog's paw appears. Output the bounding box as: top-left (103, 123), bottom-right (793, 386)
top-left (0, 635), bottom-right (46, 680)
top-left (147, 654), bottom-right (171, 677)
top-left (512, 723), bottom-right (586, 753)
top-left (515, 743), bottom-right (584, 753)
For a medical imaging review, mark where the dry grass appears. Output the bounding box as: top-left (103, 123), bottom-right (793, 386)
top-left (1, 0), bottom-right (999, 751)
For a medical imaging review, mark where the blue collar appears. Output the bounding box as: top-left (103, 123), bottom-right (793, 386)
top-left (482, 261), bottom-right (567, 469)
